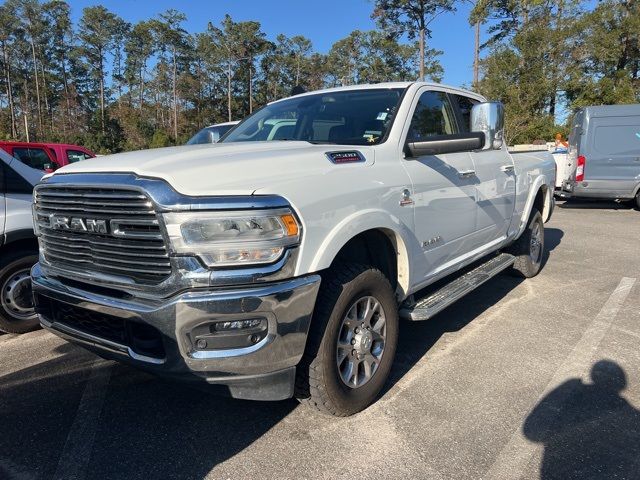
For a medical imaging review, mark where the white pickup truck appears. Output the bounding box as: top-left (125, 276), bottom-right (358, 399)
top-left (31, 82), bottom-right (555, 415)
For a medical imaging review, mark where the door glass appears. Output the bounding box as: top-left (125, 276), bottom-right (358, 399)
top-left (407, 91), bottom-right (458, 141)
top-left (452, 95), bottom-right (479, 132)
top-left (12, 148), bottom-right (52, 170)
top-left (67, 150), bottom-right (91, 163)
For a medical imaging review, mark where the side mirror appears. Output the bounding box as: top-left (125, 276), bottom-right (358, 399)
top-left (471, 102), bottom-right (504, 150)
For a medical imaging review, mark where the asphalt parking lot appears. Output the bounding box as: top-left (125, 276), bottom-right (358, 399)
top-left (1, 199), bottom-right (639, 480)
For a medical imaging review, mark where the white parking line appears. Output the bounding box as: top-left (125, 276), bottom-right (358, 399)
top-left (484, 276), bottom-right (636, 480)
top-left (52, 361), bottom-right (112, 480)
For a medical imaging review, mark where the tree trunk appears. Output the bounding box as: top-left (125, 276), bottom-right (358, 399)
top-left (419, 27), bottom-right (425, 81)
top-left (473, 21), bottom-right (480, 87)
top-left (172, 47), bottom-right (178, 140)
top-left (139, 63), bottom-right (145, 109)
top-left (2, 42), bottom-right (17, 138)
top-left (61, 50), bottom-right (71, 138)
top-left (249, 56), bottom-right (253, 114)
top-left (29, 37), bottom-right (43, 135)
top-left (40, 61), bottom-right (52, 135)
top-left (227, 61), bottom-right (232, 122)
top-left (99, 48), bottom-right (105, 133)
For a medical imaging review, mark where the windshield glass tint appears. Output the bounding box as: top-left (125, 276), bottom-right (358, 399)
top-left (222, 88), bottom-right (405, 145)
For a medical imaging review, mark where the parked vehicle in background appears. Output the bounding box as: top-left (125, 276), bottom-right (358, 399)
top-left (562, 104), bottom-right (640, 206)
top-left (32, 82), bottom-right (555, 415)
top-left (0, 149), bottom-right (42, 333)
top-left (186, 121), bottom-right (239, 145)
top-left (0, 142), bottom-right (96, 172)
top-left (45, 143), bottom-right (96, 166)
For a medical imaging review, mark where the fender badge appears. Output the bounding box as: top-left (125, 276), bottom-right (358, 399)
top-left (326, 151), bottom-right (365, 164)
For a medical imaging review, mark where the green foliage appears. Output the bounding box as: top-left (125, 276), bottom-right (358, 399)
top-left (149, 130), bottom-right (174, 149)
top-left (474, 0), bottom-right (639, 144)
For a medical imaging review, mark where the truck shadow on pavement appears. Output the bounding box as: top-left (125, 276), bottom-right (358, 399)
top-left (0, 230), bottom-right (565, 480)
top-left (386, 227), bottom-right (563, 397)
top-left (558, 198), bottom-right (635, 210)
top-left (0, 347), bottom-right (297, 480)
top-left (523, 360), bottom-right (640, 479)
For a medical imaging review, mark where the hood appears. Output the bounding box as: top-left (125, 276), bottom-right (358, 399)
top-left (53, 141), bottom-right (374, 196)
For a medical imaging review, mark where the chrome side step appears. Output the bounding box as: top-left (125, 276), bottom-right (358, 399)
top-left (400, 253), bottom-right (516, 321)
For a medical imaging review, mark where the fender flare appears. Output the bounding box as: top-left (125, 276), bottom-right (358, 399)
top-left (306, 209), bottom-right (414, 295)
top-left (3, 228), bottom-right (37, 247)
top-left (515, 175), bottom-right (552, 239)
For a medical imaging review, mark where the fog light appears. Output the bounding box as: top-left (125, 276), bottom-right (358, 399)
top-left (196, 338), bottom-right (208, 349)
top-left (213, 319), bottom-right (264, 331)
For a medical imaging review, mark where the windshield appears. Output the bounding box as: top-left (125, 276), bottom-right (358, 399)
top-left (222, 88), bottom-right (405, 145)
top-left (187, 124), bottom-right (235, 145)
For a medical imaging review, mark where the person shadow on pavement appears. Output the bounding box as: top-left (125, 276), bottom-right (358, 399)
top-left (523, 360), bottom-right (640, 479)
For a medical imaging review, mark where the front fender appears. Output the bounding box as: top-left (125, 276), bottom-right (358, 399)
top-left (301, 209), bottom-right (415, 296)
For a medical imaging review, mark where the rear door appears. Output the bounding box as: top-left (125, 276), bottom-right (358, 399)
top-left (587, 114), bottom-right (640, 194)
top-left (451, 93), bottom-right (516, 247)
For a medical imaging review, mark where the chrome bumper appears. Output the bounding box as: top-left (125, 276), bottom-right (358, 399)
top-left (32, 263), bottom-right (321, 401)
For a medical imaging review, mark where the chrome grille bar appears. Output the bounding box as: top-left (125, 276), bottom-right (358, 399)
top-left (34, 185), bottom-right (171, 285)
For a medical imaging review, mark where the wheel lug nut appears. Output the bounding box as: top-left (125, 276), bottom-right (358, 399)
top-left (354, 327), bottom-right (359, 333)
top-left (351, 338), bottom-right (356, 345)
top-left (351, 349), bottom-right (357, 356)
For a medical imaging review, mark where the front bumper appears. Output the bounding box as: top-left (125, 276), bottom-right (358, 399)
top-left (32, 263), bottom-right (321, 401)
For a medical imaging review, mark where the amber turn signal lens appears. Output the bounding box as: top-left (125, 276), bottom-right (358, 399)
top-left (281, 214), bottom-right (299, 236)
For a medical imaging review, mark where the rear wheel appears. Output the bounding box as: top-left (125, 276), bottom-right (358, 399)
top-left (508, 209), bottom-right (544, 278)
top-left (0, 252), bottom-right (39, 334)
top-left (635, 192), bottom-right (640, 210)
top-left (295, 263), bottom-right (398, 416)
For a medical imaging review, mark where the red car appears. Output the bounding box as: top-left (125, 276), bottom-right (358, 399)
top-left (0, 141), bottom-right (96, 172)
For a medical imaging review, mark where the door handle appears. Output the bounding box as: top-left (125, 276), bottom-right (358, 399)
top-left (500, 164), bottom-right (515, 173)
top-left (458, 170), bottom-right (476, 178)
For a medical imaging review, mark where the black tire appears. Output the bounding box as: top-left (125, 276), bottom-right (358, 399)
top-left (635, 192), bottom-right (640, 210)
top-left (295, 263), bottom-right (399, 416)
top-left (0, 251), bottom-right (39, 334)
top-left (508, 209), bottom-right (544, 278)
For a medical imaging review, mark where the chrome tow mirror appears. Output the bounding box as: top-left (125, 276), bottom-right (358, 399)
top-left (471, 102), bottom-right (504, 150)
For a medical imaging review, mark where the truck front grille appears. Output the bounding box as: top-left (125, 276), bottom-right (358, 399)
top-left (34, 185), bottom-right (171, 284)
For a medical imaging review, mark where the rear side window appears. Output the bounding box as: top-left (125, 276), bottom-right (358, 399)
top-left (407, 91), bottom-right (458, 141)
top-left (592, 116), bottom-right (640, 155)
top-left (67, 150), bottom-right (92, 163)
top-left (12, 147), bottom-right (52, 170)
top-left (452, 94), bottom-right (479, 132)
top-left (3, 163), bottom-right (34, 194)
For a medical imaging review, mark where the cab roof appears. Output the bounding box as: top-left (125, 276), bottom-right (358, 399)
top-left (270, 81), bottom-right (485, 104)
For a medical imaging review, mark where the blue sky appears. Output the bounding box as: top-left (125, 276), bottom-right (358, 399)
top-left (69, 0), bottom-right (480, 88)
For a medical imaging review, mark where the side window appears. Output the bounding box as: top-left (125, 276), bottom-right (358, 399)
top-left (66, 150), bottom-right (92, 163)
top-left (4, 163), bottom-right (34, 194)
top-left (407, 91), bottom-right (458, 141)
top-left (12, 147), bottom-right (52, 170)
top-left (452, 94), bottom-right (480, 132)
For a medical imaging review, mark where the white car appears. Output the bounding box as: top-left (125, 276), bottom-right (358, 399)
top-left (0, 149), bottom-right (42, 333)
top-left (32, 82), bottom-right (555, 415)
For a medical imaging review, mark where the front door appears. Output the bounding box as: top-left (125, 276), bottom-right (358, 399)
top-left (400, 89), bottom-right (478, 283)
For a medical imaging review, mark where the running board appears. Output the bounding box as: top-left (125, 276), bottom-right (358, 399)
top-left (400, 253), bottom-right (516, 321)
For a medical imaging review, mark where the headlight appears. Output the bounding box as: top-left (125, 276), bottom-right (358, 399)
top-left (163, 209), bottom-right (300, 267)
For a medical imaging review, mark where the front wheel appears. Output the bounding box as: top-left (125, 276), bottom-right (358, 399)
top-left (0, 252), bottom-right (39, 334)
top-left (508, 209), bottom-right (545, 278)
top-left (295, 263), bottom-right (399, 416)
